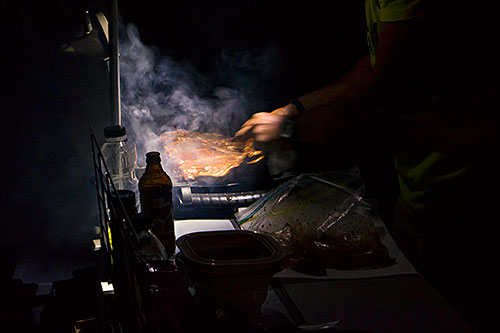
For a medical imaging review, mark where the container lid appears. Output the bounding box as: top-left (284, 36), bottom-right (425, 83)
top-left (110, 189), bottom-right (135, 208)
top-left (175, 230), bottom-right (285, 278)
top-left (109, 190), bottom-right (137, 220)
top-left (104, 125), bottom-right (126, 138)
top-left (110, 189), bottom-right (135, 201)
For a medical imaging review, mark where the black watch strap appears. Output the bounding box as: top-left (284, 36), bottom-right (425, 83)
top-left (288, 97), bottom-right (305, 115)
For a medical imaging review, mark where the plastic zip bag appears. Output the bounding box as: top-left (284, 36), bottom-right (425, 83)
top-left (236, 172), bottom-right (394, 275)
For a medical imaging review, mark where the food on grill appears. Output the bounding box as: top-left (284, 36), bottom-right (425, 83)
top-left (159, 129), bottom-right (263, 180)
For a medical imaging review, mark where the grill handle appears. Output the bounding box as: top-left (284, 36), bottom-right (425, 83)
top-left (178, 187), bottom-right (267, 207)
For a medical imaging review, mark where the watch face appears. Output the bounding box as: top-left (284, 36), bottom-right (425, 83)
top-left (279, 118), bottom-right (294, 139)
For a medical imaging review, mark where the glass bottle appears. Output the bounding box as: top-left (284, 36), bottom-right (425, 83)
top-left (139, 151), bottom-right (175, 257)
top-left (101, 125), bottom-right (139, 208)
top-left (132, 213), bottom-right (168, 261)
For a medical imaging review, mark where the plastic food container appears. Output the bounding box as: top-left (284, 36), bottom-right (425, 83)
top-left (175, 230), bottom-right (285, 319)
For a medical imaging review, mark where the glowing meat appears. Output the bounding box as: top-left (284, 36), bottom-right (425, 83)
top-left (159, 129), bottom-right (263, 180)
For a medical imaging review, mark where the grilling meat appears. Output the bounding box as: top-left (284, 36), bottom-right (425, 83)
top-left (159, 129), bottom-right (263, 181)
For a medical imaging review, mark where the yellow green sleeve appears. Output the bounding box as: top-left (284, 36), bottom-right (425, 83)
top-left (379, 0), bottom-right (435, 22)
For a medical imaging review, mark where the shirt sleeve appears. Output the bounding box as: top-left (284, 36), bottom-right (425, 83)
top-left (380, 0), bottom-right (435, 22)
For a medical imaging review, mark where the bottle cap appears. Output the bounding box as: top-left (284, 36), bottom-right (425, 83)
top-left (104, 125), bottom-right (127, 138)
top-left (145, 151), bottom-right (161, 163)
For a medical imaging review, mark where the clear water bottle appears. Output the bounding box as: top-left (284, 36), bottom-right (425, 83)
top-left (101, 125), bottom-right (139, 205)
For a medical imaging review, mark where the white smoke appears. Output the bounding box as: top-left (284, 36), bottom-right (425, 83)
top-left (119, 23), bottom-right (260, 168)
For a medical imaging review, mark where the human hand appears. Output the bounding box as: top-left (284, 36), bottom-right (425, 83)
top-left (233, 103), bottom-right (299, 141)
top-left (270, 103), bottom-right (300, 117)
top-left (234, 112), bottom-right (285, 142)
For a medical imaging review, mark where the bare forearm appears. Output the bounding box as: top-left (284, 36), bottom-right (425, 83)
top-left (296, 87), bottom-right (500, 154)
top-left (298, 56), bottom-right (375, 110)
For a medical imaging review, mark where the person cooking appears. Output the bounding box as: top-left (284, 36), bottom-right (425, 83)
top-left (234, 1), bottom-right (499, 331)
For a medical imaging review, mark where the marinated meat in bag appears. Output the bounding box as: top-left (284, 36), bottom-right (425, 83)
top-left (238, 173), bottom-right (394, 275)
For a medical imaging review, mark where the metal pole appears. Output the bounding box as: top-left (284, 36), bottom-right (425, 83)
top-left (109, 0), bottom-right (121, 126)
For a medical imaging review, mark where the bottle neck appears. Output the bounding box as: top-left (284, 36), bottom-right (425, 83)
top-left (145, 162), bottom-right (164, 172)
top-left (104, 134), bottom-right (127, 142)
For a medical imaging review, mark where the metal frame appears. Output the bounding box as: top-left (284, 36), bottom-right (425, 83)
top-left (90, 128), bottom-right (145, 332)
top-left (109, 0), bottom-right (121, 126)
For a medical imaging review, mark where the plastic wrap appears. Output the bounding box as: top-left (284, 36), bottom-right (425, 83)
top-left (236, 172), bottom-right (395, 275)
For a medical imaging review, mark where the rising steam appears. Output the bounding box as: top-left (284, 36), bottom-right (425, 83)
top-left (119, 23), bottom-right (277, 170)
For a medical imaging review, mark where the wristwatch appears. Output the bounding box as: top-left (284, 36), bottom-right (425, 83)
top-left (279, 97), bottom-right (303, 140)
top-left (279, 118), bottom-right (296, 139)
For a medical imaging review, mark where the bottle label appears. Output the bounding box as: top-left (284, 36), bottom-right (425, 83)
top-left (140, 189), bottom-right (175, 255)
top-left (152, 196), bottom-right (170, 209)
top-left (140, 190), bottom-right (172, 216)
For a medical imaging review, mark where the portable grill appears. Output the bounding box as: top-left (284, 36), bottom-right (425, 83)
top-left (173, 183), bottom-right (269, 219)
top-left (172, 161), bottom-right (293, 219)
